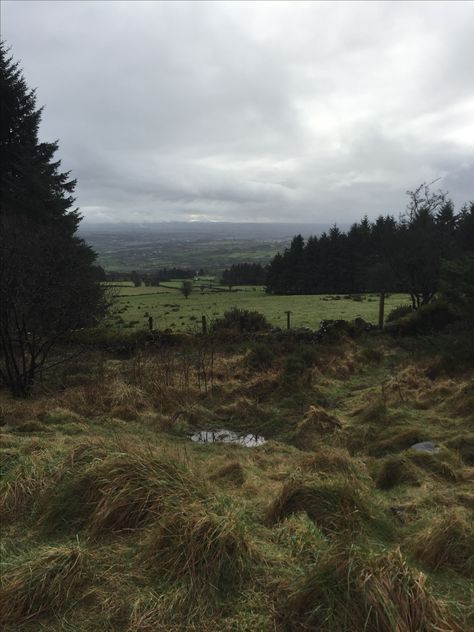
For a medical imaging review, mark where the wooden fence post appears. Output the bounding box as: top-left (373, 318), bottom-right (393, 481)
top-left (202, 315), bottom-right (207, 335)
top-left (378, 291), bottom-right (385, 329)
top-left (285, 310), bottom-right (292, 330)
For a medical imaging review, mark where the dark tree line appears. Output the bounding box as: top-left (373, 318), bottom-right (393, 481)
top-left (221, 263), bottom-right (268, 287)
top-left (266, 186), bottom-right (474, 309)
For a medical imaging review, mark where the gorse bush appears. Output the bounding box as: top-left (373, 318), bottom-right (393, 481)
top-left (211, 307), bottom-right (271, 333)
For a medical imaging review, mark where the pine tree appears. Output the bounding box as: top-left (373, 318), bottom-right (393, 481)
top-left (0, 43), bottom-right (107, 396)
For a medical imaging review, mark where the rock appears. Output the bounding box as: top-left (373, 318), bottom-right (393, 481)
top-left (410, 441), bottom-right (440, 454)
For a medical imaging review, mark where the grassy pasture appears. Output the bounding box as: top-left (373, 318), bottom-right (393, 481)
top-left (1, 334), bottom-right (473, 630)
top-left (108, 282), bottom-right (408, 331)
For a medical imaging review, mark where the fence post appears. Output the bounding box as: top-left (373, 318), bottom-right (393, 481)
top-left (378, 291), bottom-right (385, 329)
top-left (201, 315), bottom-right (207, 335)
top-left (285, 310), bottom-right (292, 330)
top-left (148, 315), bottom-right (153, 331)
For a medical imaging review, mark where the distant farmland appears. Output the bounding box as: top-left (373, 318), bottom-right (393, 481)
top-left (108, 282), bottom-right (407, 331)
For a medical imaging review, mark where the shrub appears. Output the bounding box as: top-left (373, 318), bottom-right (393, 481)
top-left (386, 304), bottom-right (413, 323)
top-left (395, 300), bottom-right (455, 335)
top-left (211, 307), bottom-right (271, 333)
top-left (246, 343), bottom-right (276, 370)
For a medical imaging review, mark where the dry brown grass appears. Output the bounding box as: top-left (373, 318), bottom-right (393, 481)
top-left (0, 544), bottom-right (89, 625)
top-left (265, 477), bottom-right (375, 535)
top-left (409, 510), bottom-right (474, 578)
top-left (209, 461), bottom-right (245, 486)
top-left (277, 545), bottom-right (461, 632)
top-left (144, 501), bottom-right (253, 600)
top-left (299, 446), bottom-right (366, 481)
top-left (42, 444), bottom-right (204, 537)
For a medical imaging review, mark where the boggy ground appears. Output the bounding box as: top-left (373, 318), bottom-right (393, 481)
top-left (0, 332), bottom-right (473, 631)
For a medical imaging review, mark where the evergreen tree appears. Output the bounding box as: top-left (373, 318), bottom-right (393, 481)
top-left (0, 43), bottom-right (107, 396)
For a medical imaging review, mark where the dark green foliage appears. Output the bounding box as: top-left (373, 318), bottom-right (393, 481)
top-left (211, 307), bottom-right (271, 333)
top-left (221, 263), bottom-right (267, 286)
top-left (394, 300), bottom-right (455, 335)
top-left (386, 304), bottom-right (413, 323)
top-left (0, 43), bottom-right (107, 396)
top-left (246, 343), bottom-right (277, 370)
top-left (266, 185), bottom-right (473, 302)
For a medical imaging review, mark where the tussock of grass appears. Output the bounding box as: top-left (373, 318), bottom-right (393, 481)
top-left (447, 432), bottom-right (474, 465)
top-left (409, 510), bottom-right (474, 578)
top-left (0, 544), bottom-right (89, 625)
top-left (265, 477), bottom-right (376, 535)
top-left (42, 446), bottom-right (203, 536)
top-left (376, 455), bottom-right (421, 490)
top-left (209, 461), bottom-right (245, 486)
top-left (277, 546), bottom-right (459, 632)
top-left (295, 406), bottom-right (342, 444)
top-left (144, 501), bottom-right (253, 599)
top-left (355, 399), bottom-right (387, 424)
top-left (369, 426), bottom-right (425, 457)
top-left (42, 407), bottom-right (83, 425)
top-left (274, 513), bottom-right (327, 561)
top-left (0, 452), bottom-right (56, 520)
top-left (299, 446), bottom-right (365, 481)
top-left (408, 450), bottom-right (461, 482)
top-left (15, 420), bottom-right (49, 433)
top-left (0, 448), bottom-right (20, 476)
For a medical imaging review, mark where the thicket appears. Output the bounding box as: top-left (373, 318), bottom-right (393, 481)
top-left (266, 185), bottom-right (474, 308)
top-left (221, 263), bottom-right (267, 287)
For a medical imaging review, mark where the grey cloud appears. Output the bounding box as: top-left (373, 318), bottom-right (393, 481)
top-left (2, 0), bottom-right (474, 223)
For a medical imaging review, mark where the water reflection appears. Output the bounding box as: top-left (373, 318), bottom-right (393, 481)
top-left (190, 429), bottom-right (266, 447)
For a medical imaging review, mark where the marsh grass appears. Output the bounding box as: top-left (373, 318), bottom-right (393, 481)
top-left (0, 544), bottom-right (89, 625)
top-left (144, 500), bottom-right (254, 601)
top-left (42, 445), bottom-right (203, 536)
top-left (265, 477), bottom-right (379, 536)
top-left (409, 510), bottom-right (474, 578)
top-left (277, 545), bottom-right (460, 632)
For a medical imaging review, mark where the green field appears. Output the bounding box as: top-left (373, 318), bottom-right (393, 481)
top-left (108, 282), bottom-right (408, 331)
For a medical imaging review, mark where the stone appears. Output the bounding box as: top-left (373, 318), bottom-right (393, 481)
top-left (410, 441), bottom-right (440, 454)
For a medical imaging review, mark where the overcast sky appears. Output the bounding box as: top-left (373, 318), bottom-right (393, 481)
top-left (2, 1), bottom-right (474, 223)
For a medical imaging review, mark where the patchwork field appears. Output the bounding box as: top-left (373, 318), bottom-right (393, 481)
top-left (109, 282), bottom-right (407, 331)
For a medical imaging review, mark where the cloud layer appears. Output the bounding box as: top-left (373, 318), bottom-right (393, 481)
top-left (3, 0), bottom-right (474, 222)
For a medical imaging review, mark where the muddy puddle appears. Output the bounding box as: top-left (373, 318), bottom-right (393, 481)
top-left (190, 429), bottom-right (266, 447)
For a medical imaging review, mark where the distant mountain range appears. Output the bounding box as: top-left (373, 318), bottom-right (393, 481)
top-left (79, 221), bottom-right (349, 241)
